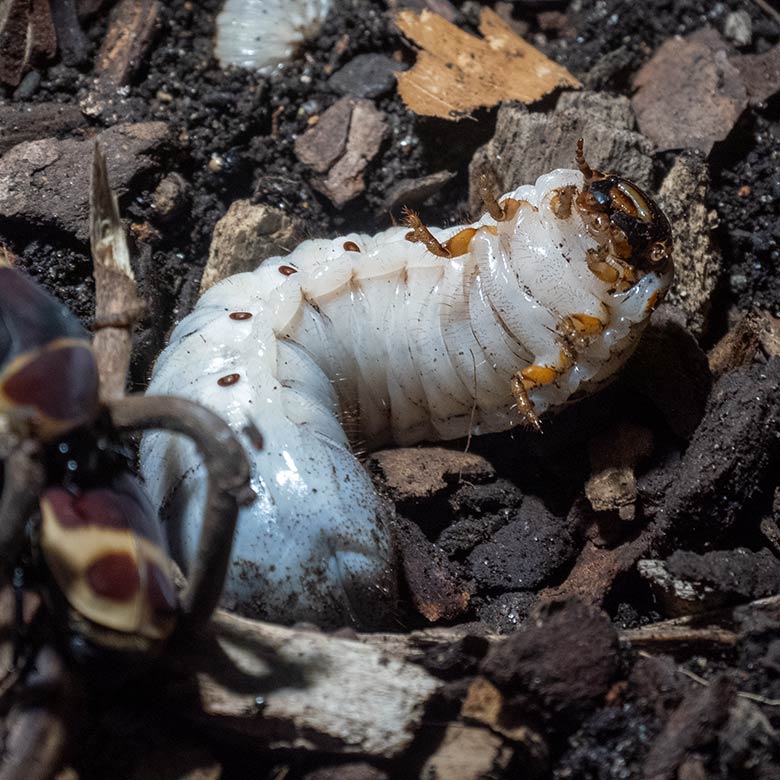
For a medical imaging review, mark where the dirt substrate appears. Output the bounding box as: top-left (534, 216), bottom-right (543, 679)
top-left (2, 1), bottom-right (780, 779)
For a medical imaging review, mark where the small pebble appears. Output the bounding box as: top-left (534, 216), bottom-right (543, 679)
top-left (327, 53), bottom-right (406, 99)
top-left (723, 10), bottom-right (752, 46)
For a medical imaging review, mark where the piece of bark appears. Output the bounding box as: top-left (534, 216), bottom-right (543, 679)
top-left (421, 722), bottom-right (514, 780)
top-left (732, 43), bottom-right (780, 104)
top-left (658, 152), bottom-right (722, 337)
top-left (294, 98), bottom-right (354, 173)
top-left (481, 600), bottom-right (619, 733)
top-left (461, 676), bottom-right (545, 747)
top-left (708, 311), bottom-right (762, 377)
top-left (0, 104), bottom-right (87, 156)
top-left (0, 122), bottom-right (170, 243)
top-left (620, 596), bottom-right (780, 652)
top-left (395, 8), bottom-right (580, 120)
top-left (49, 0), bottom-right (88, 66)
top-left (584, 422), bottom-right (653, 519)
top-left (639, 548), bottom-right (780, 618)
top-left (632, 29), bottom-right (747, 154)
top-left (537, 530), bottom-right (653, 608)
top-left (200, 201), bottom-right (298, 293)
top-left (380, 169), bottom-right (455, 215)
top-left (371, 446), bottom-right (495, 503)
top-left (94, 0), bottom-right (160, 88)
top-left (642, 677), bottom-right (736, 780)
top-left (0, 0), bottom-right (57, 86)
top-left (393, 515), bottom-right (470, 622)
top-left (90, 144), bottom-right (143, 400)
top-left (165, 610), bottom-right (442, 758)
top-left (313, 101), bottom-right (387, 207)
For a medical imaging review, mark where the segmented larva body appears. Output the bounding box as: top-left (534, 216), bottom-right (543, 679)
top-left (140, 161), bottom-right (673, 627)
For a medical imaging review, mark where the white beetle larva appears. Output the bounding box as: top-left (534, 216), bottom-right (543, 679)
top-left (215, 0), bottom-right (331, 72)
top-left (140, 144), bottom-right (674, 627)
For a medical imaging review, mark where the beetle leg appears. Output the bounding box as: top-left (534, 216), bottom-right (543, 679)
top-left (0, 645), bottom-right (71, 780)
top-left (0, 441), bottom-right (44, 581)
top-left (107, 394), bottom-right (254, 630)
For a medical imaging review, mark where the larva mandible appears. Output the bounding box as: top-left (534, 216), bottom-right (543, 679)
top-left (140, 144), bottom-right (674, 628)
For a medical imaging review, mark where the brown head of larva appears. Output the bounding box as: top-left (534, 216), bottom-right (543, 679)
top-left (574, 139), bottom-right (673, 274)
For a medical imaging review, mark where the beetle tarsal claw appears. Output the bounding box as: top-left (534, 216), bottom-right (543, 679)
top-left (510, 363), bottom-right (560, 433)
top-left (510, 372), bottom-right (543, 433)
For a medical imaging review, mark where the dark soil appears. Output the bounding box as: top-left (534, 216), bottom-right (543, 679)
top-left (2, 0), bottom-right (780, 779)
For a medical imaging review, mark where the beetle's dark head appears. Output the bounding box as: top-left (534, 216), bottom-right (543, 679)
top-left (574, 139), bottom-right (673, 275)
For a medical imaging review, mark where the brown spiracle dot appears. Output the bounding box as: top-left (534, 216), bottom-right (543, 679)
top-left (229, 311), bottom-right (253, 320)
top-left (217, 373), bottom-right (241, 387)
top-left (279, 265), bottom-right (298, 276)
top-left (343, 241), bottom-right (361, 252)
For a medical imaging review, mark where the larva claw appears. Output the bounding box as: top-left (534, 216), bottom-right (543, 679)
top-left (511, 373), bottom-right (543, 433)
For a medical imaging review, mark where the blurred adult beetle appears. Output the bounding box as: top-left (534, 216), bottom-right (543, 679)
top-left (0, 148), bottom-right (254, 780)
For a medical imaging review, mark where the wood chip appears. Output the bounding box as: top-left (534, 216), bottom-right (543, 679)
top-left (90, 143), bottom-right (144, 400)
top-left (395, 8), bottom-right (580, 120)
top-left (632, 28), bottom-right (747, 154)
top-left (169, 610), bottom-right (442, 759)
top-left (0, 0), bottom-right (57, 86)
top-left (371, 446), bottom-right (495, 502)
top-left (733, 43), bottom-right (780, 105)
top-left (200, 201), bottom-right (298, 293)
top-left (94, 0), bottom-right (160, 88)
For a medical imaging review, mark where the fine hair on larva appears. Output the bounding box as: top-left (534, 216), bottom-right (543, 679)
top-left (140, 149), bottom-right (674, 628)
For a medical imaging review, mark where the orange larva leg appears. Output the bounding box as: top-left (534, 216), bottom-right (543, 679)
top-left (586, 247), bottom-right (620, 284)
top-left (569, 313), bottom-right (605, 336)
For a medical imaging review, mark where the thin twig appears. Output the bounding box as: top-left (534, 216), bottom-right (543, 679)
top-left (638, 651), bottom-right (780, 707)
top-left (752, 0), bottom-right (780, 27)
top-left (90, 142), bottom-right (144, 401)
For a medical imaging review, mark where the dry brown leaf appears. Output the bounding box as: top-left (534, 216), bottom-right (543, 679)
top-left (395, 8), bottom-right (580, 120)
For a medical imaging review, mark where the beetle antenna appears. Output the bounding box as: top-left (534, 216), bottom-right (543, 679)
top-left (575, 138), bottom-right (594, 183)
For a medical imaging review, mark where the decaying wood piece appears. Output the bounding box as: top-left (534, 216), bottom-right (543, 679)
top-left (165, 610), bottom-right (443, 758)
top-left (0, 0), bottom-right (57, 86)
top-left (619, 595), bottom-right (780, 652)
top-left (395, 8), bottom-right (580, 119)
top-left (94, 0), bottom-right (160, 88)
top-left (89, 143), bottom-right (144, 400)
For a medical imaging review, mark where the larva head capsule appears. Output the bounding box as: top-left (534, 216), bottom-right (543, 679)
top-left (574, 139), bottom-right (673, 277)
